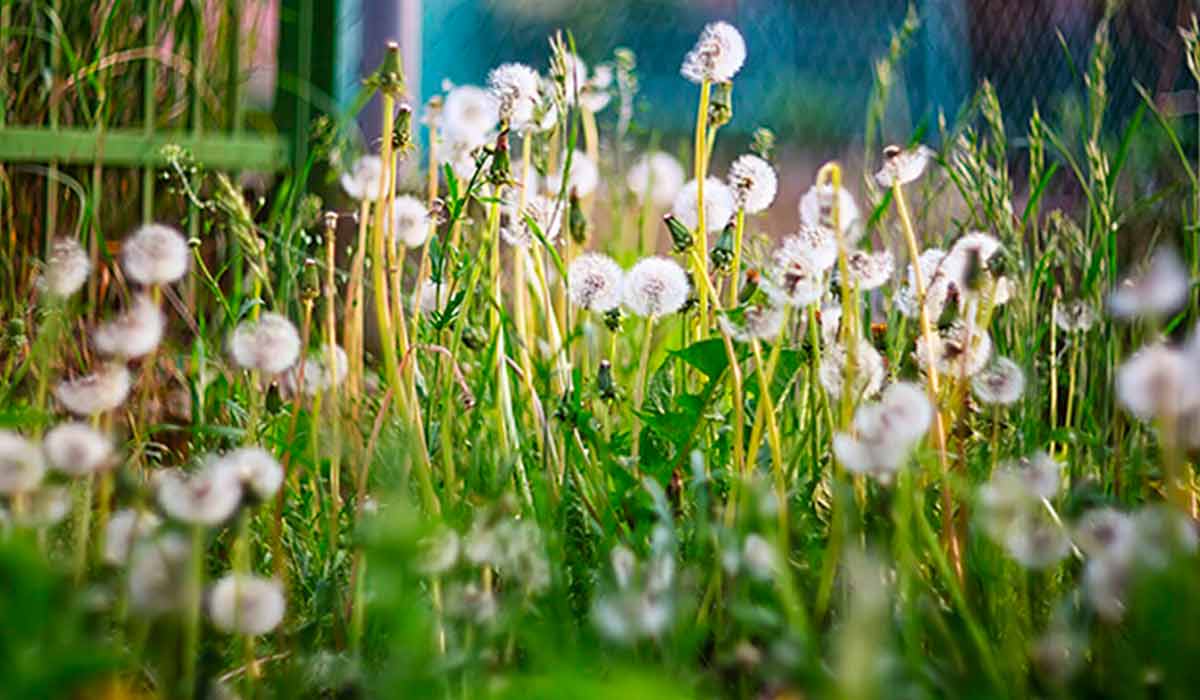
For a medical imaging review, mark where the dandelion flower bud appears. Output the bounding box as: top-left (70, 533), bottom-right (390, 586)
top-left (390, 194), bottom-right (431, 249)
top-left (207, 574), bottom-right (286, 635)
top-left (1108, 246), bottom-right (1190, 319)
top-left (43, 422), bottom-right (113, 476)
top-left (972, 356), bottom-right (1026, 406)
top-left (719, 305), bottom-right (784, 342)
top-left (842, 249), bottom-right (894, 291)
top-left (819, 339), bottom-right (885, 401)
top-left (128, 533), bottom-right (191, 614)
top-left (568, 252), bottom-right (624, 313)
top-left (915, 321), bottom-right (992, 378)
top-left (104, 509), bottom-right (161, 566)
top-left (228, 312), bottom-right (301, 374)
top-left (777, 225), bottom-right (837, 273)
top-left (623, 256), bottom-right (690, 319)
top-left (549, 151), bottom-right (599, 198)
top-left (214, 447), bottom-right (283, 502)
top-left (0, 430), bottom-right (46, 494)
top-left (1115, 343), bottom-right (1200, 421)
top-left (681, 21), bottom-right (746, 83)
top-left (42, 237), bottom-right (91, 298)
top-left (727, 154), bottom-right (777, 214)
top-left (627, 151), bottom-right (686, 209)
top-left (799, 183), bottom-right (861, 243)
top-left (671, 177), bottom-right (735, 234)
top-left (488, 62), bottom-right (541, 129)
top-left (94, 293), bottom-right (166, 359)
top-left (121, 223), bottom-right (190, 286)
top-left (874, 144), bottom-right (935, 187)
top-left (501, 194), bottom-right (563, 248)
top-left (156, 465), bottom-right (243, 526)
top-left (441, 84), bottom-right (498, 148)
top-left (340, 155), bottom-right (386, 201)
top-left (54, 363), bottom-right (132, 416)
top-left (1053, 299), bottom-right (1098, 334)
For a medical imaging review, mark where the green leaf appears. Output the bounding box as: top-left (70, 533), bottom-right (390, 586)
top-left (671, 338), bottom-right (736, 379)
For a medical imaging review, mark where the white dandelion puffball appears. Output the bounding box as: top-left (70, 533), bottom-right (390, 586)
top-left (340, 155), bottom-right (385, 201)
top-left (874, 144), bottom-right (935, 187)
top-left (128, 533), bottom-right (191, 615)
top-left (623, 256), bottom-right (690, 319)
top-left (502, 194), bottom-right (563, 248)
top-left (561, 54), bottom-right (613, 113)
top-left (208, 575), bottom-right (287, 635)
top-left (93, 293), bottom-right (166, 359)
top-left (54, 363), bottom-right (132, 416)
top-left (441, 84), bottom-right (498, 148)
top-left (681, 21), bottom-right (747, 83)
top-left (719, 305), bottom-right (785, 343)
top-left (156, 465), bottom-right (243, 526)
top-left (819, 339), bottom-right (885, 401)
top-left (1115, 343), bottom-right (1200, 421)
top-left (742, 534), bottom-right (775, 580)
top-left (416, 279), bottom-right (450, 315)
top-left (43, 237), bottom-right (91, 298)
top-left (878, 381), bottom-right (935, 444)
top-left (915, 321), bottom-right (992, 378)
top-left (777, 226), bottom-right (837, 273)
top-left (488, 62), bottom-right (541, 129)
top-left (13, 486), bottom-right (69, 528)
top-left (282, 344), bottom-right (349, 397)
top-left (549, 151), bottom-right (599, 198)
top-left (122, 223), bottom-right (190, 286)
top-left (1054, 299), bottom-right (1098, 334)
top-left (627, 151), bottom-right (686, 209)
top-left (799, 183), bottom-right (861, 241)
top-left (568, 252), bottom-right (624, 313)
top-left (728, 154), bottom-right (777, 214)
top-left (391, 195), bottom-right (431, 248)
top-left (943, 231), bottom-right (1002, 292)
top-left (672, 177), bottom-right (735, 234)
top-left (104, 509), bottom-right (162, 566)
top-left (972, 357), bottom-right (1026, 406)
top-left (1109, 246), bottom-right (1191, 319)
top-left (896, 248), bottom-right (951, 320)
top-left (1074, 507), bottom-right (1137, 562)
top-left (843, 249), bottom-right (894, 291)
top-left (833, 381), bottom-right (932, 483)
top-left (213, 447), bottom-right (283, 502)
top-left (229, 312), bottom-right (301, 374)
top-left (0, 430), bottom-right (46, 494)
top-left (43, 422), bottom-right (113, 476)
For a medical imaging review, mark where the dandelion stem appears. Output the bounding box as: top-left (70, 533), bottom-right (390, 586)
top-left (693, 79), bottom-right (712, 334)
top-left (372, 92), bottom-right (402, 411)
top-left (631, 315), bottom-right (656, 468)
top-left (728, 207), bottom-right (746, 307)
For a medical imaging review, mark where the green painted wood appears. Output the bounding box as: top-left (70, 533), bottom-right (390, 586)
top-left (0, 127), bottom-right (289, 171)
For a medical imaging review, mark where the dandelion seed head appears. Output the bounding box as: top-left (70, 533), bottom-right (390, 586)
top-left (419, 528), bottom-right (461, 576)
top-left (879, 381), bottom-right (934, 443)
top-left (842, 249), bottom-right (894, 291)
top-left (622, 256), bottom-right (690, 319)
top-left (915, 321), bottom-right (992, 378)
top-left (501, 194), bottom-right (563, 247)
top-left (719, 304), bottom-right (784, 342)
top-left (42, 237), bottom-right (91, 298)
top-left (727, 154), bottom-right (777, 214)
top-left (874, 144), bottom-right (934, 187)
top-left (415, 279), bottom-right (450, 314)
top-left (671, 178), bottom-right (735, 234)
top-left (1054, 299), bottom-right (1098, 333)
top-left (54, 363), bottom-right (132, 416)
top-left (43, 422), bottom-right (113, 476)
top-left (1132, 506), bottom-right (1198, 570)
top-left (681, 21), bottom-right (746, 83)
top-left (488, 62), bottom-right (541, 129)
top-left (568, 252), bottom-right (624, 313)
top-left (214, 447), bottom-right (283, 502)
top-left (1074, 508), bottom-right (1137, 563)
top-left (282, 344), bottom-right (349, 397)
top-left (391, 195), bottom-right (431, 248)
top-left (104, 508), bottom-right (161, 566)
top-left (896, 248), bottom-right (951, 320)
top-left (833, 381), bottom-right (930, 482)
top-left (972, 356), bottom-right (1026, 406)
top-left (1083, 556), bottom-right (1129, 622)
top-left (340, 155), bottom-right (386, 201)
top-left (229, 312), bottom-right (301, 374)
top-left (0, 430), bottom-right (45, 494)
top-left (611, 545), bottom-right (637, 590)
top-left (798, 183), bottom-right (861, 243)
top-left (765, 241), bottom-right (825, 308)
top-left (819, 339), bottom-right (885, 401)
top-left (778, 225), bottom-right (837, 273)
top-left (156, 465), bottom-right (243, 526)
top-left (1004, 511), bottom-right (1071, 569)
top-left (121, 223), bottom-right (190, 286)
top-left (1109, 246), bottom-right (1190, 319)
top-left (94, 293), bottom-right (165, 359)
top-left (208, 575), bottom-right (286, 636)
top-left (549, 151), bottom-right (599, 198)
top-left (742, 534), bottom-right (775, 580)
top-left (1115, 343), bottom-right (1200, 421)
top-left (441, 84), bottom-right (498, 148)
top-left (627, 151), bottom-right (686, 208)
top-left (128, 532), bottom-right (191, 615)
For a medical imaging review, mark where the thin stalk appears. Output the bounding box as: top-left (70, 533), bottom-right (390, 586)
top-left (728, 208), bottom-right (746, 306)
top-left (630, 316), bottom-right (656, 467)
top-left (371, 94), bottom-right (402, 406)
top-left (693, 79), bottom-right (712, 333)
